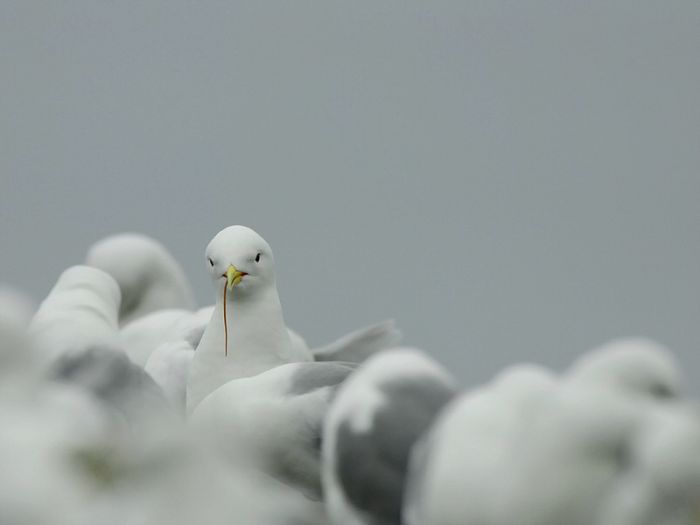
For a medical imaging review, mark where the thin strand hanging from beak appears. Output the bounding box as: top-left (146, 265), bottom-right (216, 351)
top-left (223, 280), bottom-right (229, 356)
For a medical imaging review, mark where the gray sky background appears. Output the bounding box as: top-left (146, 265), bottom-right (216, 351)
top-left (1, 1), bottom-right (699, 390)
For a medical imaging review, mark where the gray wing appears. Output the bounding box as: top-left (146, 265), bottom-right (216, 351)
top-left (400, 420), bottom-right (438, 525)
top-left (286, 361), bottom-right (357, 397)
top-left (324, 349), bottom-right (456, 525)
top-left (312, 320), bottom-right (401, 364)
top-left (51, 345), bottom-right (169, 422)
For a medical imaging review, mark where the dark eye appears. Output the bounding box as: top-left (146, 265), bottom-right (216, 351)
top-left (255, 252), bottom-right (261, 263)
top-left (208, 257), bottom-right (214, 267)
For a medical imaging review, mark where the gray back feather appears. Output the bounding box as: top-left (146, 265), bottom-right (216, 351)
top-left (334, 375), bottom-right (455, 524)
top-left (52, 345), bottom-right (168, 421)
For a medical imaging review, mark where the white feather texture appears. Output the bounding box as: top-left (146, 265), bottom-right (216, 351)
top-left (30, 266), bottom-right (121, 362)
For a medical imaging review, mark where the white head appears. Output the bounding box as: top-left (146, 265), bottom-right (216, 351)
top-left (569, 338), bottom-right (682, 400)
top-left (205, 226), bottom-right (276, 298)
top-left (86, 233), bottom-right (196, 323)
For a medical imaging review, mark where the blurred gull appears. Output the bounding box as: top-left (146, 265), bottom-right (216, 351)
top-left (51, 344), bottom-right (170, 424)
top-left (502, 339), bottom-right (685, 525)
top-left (322, 348), bottom-right (457, 525)
top-left (72, 403), bottom-right (326, 525)
top-left (404, 338), bottom-right (695, 525)
top-left (0, 289), bottom-right (112, 525)
top-left (404, 364), bottom-right (556, 525)
top-left (0, 387), bottom-right (109, 525)
top-left (85, 233), bottom-right (197, 325)
top-left (566, 337), bottom-right (682, 399)
top-left (29, 265), bottom-right (170, 422)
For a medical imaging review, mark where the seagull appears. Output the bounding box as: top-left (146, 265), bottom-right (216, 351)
top-left (187, 225), bottom-right (315, 411)
top-left (322, 347), bottom-right (457, 525)
top-left (187, 225), bottom-right (396, 500)
top-left (28, 265), bottom-right (170, 422)
top-left (86, 233), bottom-right (197, 326)
top-left (566, 337), bottom-right (682, 399)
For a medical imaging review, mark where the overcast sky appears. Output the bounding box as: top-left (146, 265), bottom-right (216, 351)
top-left (1, 1), bottom-right (699, 389)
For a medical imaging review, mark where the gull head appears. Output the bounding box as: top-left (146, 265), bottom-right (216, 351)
top-left (569, 338), bottom-right (682, 400)
top-left (205, 225), bottom-right (275, 296)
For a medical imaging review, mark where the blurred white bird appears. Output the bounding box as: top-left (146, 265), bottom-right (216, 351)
top-left (404, 363), bottom-right (556, 525)
top-left (405, 338), bottom-right (700, 525)
top-left (85, 233), bottom-right (197, 326)
top-left (28, 265), bottom-right (170, 424)
top-left (0, 291), bottom-right (113, 525)
top-left (323, 347), bottom-right (457, 525)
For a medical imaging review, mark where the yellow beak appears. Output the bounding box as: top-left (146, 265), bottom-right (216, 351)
top-left (226, 265), bottom-right (246, 290)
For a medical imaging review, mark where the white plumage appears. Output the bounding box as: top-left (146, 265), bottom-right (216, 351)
top-left (405, 338), bottom-right (700, 525)
top-left (29, 266), bottom-right (121, 362)
top-left (85, 233), bottom-right (197, 326)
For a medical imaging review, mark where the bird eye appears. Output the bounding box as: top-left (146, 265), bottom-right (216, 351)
top-left (208, 257), bottom-right (214, 267)
top-left (255, 252), bottom-right (261, 263)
